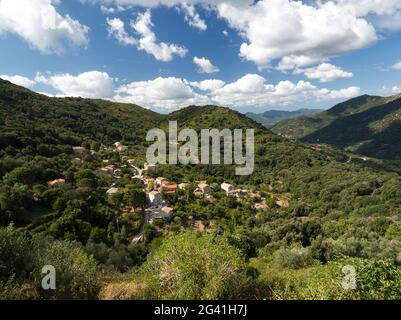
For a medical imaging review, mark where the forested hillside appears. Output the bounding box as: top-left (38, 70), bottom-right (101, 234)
top-left (2, 79), bottom-right (401, 300)
top-left (272, 94), bottom-right (401, 160)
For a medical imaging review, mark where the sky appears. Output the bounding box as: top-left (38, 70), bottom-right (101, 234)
top-left (1, 0), bottom-right (401, 114)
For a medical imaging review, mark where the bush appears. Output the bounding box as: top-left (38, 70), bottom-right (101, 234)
top-left (139, 232), bottom-right (254, 299)
top-left (33, 240), bottom-right (101, 299)
top-left (0, 225), bottom-right (34, 281)
top-left (275, 247), bottom-right (314, 269)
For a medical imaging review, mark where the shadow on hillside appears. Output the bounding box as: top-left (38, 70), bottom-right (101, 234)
top-left (302, 98), bottom-right (401, 160)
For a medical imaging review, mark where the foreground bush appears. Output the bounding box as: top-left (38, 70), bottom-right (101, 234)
top-left (0, 226), bottom-right (101, 300)
top-left (138, 232), bottom-right (255, 300)
top-left (253, 256), bottom-right (401, 300)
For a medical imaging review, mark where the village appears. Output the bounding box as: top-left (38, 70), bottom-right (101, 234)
top-left (46, 141), bottom-right (290, 243)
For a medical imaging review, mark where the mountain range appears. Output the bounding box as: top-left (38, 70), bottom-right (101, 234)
top-left (246, 109), bottom-right (323, 128)
top-left (272, 94), bottom-right (401, 160)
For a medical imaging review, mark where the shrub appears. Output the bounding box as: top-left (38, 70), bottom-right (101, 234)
top-left (139, 232), bottom-right (253, 299)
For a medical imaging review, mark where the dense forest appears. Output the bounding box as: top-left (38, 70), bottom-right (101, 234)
top-left (1, 78), bottom-right (401, 300)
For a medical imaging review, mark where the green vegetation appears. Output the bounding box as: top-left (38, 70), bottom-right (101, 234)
top-left (272, 94), bottom-right (401, 160)
top-left (2, 79), bottom-right (401, 300)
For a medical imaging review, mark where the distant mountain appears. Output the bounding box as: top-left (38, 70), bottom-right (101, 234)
top-left (246, 109), bottom-right (323, 128)
top-left (272, 94), bottom-right (401, 160)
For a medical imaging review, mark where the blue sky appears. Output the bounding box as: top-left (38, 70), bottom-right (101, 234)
top-left (1, 0), bottom-right (401, 113)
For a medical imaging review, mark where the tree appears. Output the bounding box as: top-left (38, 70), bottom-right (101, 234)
top-left (123, 186), bottom-right (146, 208)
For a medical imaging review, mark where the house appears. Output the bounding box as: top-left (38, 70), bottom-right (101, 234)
top-left (156, 177), bottom-right (167, 186)
top-left (113, 142), bottom-right (128, 152)
top-left (194, 189), bottom-right (204, 198)
top-left (143, 176), bottom-right (155, 186)
top-left (162, 183), bottom-right (178, 195)
top-left (48, 179), bottom-right (65, 188)
top-left (149, 206), bottom-right (174, 223)
top-left (144, 162), bottom-right (158, 172)
top-left (221, 183), bottom-right (233, 193)
top-left (106, 187), bottom-right (119, 196)
top-left (148, 191), bottom-right (163, 207)
top-left (228, 189), bottom-right (248, 199)
top-left (178, 183), bottom-right (189, 190)
top-left (161, 206), bottom-right (174, 215)
top-left (72, 146), bottom-right (85, 154)
top-left (198, 181), bottom-right (212, 194)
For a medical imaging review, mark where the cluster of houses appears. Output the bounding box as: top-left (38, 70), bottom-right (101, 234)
top-left (47, 178), bottom-right (65, 189)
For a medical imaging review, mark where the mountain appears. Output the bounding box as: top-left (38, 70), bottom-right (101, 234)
top-left (271, 94), bottom-right (401, 160)
top-left (246, 109), bottom-right (323, 128)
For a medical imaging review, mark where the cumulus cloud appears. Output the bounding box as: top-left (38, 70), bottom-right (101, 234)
top-left (210, 74), bottom-right (361, 108)
top-left (83, 1), bottom-right (401, 71)
top-left (0, 0), bottom-right (89, 54)
top-left (35, 71), bottom-right (115, 98)
top-left (0, 74), bottom-right (36, 88)
top-left (296, 63), bottom-right (353, 83)
top-left (180, 3), bottom-right (207, 31)
top-left (131, 10), bottom-right (188, 61)
top-left (113, 73), bottom-right (360, 110)
top-left (107, 17), bottom-right (137, 45)
top-left (193, 56), bottom-right (220, 74)
top-left (218, 0), bottom-right (377, 70)
top-left (332, 0), bottom-right (401, 30)
top-left (80, 0), bottom-right (251, 8)
top-left (114, 76), bottom-right (209, 110)
top-left (190, 79), bottom-right (226, 91)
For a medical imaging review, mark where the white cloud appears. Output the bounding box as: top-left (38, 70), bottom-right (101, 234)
top-left (114, 76), bottom-right (209, 110)
top-left (218, 0), bottom-right (377, 70)
top-left (131, 10), bottom-right (188, 61)
top-left (180, 3), bottom-right (207, 31)
top-left (80, 0), bottom-right (251, 8)
top-left (332, 0), bottom-right (401, 30)
top-left (35, 71), bottom-right (115, 98)
top-left (107, 17), bottom-right (137, 45)
top-left (222, 30), bottom-right (229, 37)
top-left (392, 61), bottom-right (401, 70)
top-left (113, 73), bottom-right (360, 111)
top-left (0, 74), bottom-right (36, 88)
top-left (0, 0), bottom-right (89, 54)
top-left (296, 63), bottom-right (353, 83)
top-left (190, 79), bottom-right (225, 91)
top-left (210, 74), bottom-right (360, 108)
top-left (193, 56), bottom-right (220, 74)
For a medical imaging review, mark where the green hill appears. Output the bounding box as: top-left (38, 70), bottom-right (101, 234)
top-left (169, 105), bottom-right (266, 131)
top-left (0, 78), bottom-right (164, 155)
top-left (271, 94), bottom-right (401, 159)
top-left (247, 109), bottom-right (323, 129)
